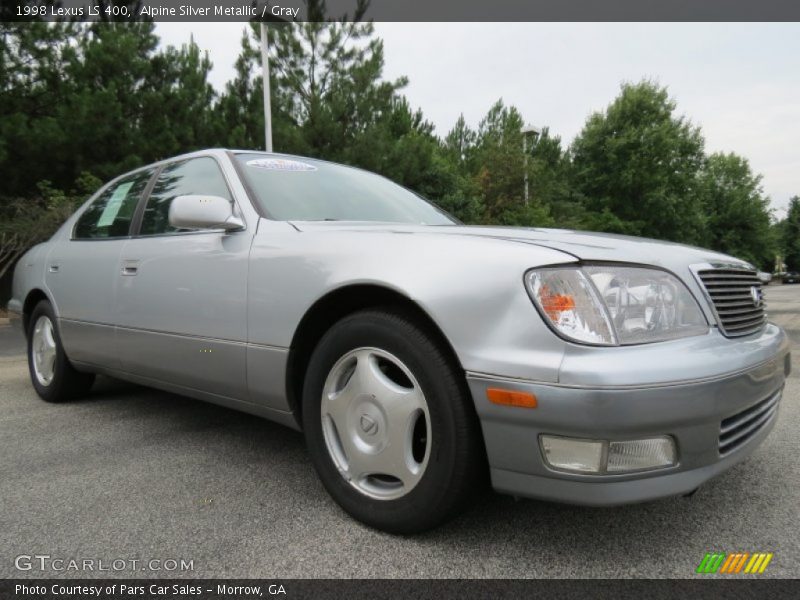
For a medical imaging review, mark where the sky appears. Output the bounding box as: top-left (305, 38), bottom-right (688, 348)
top-left (156, 22), bottom-right (800, 217)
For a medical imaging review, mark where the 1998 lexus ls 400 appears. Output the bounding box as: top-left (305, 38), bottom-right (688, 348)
top-left (8, 149), bottom-right (790, 533)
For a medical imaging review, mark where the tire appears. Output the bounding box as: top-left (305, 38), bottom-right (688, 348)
top-left (302, 308), bottom-right (485, 533)
top-left (27, 300), bottom-right (95, 403)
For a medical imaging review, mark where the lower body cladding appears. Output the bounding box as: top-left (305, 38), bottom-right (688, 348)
top-left (467, 339), bottom-right (790, 506)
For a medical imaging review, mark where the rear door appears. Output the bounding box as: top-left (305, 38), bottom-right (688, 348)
top-left (114, 156), bottom-right (252, 400)
top-left (46, 168), bottom-right (155, 368)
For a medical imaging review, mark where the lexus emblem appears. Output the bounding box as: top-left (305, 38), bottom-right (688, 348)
top-left (750, 286), bottom-right (762, 308)
top-left (360, 414), bottom-right (378, 435)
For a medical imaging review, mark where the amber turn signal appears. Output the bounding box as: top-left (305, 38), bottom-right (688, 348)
top-left (486, 388), bottom-right (537, 408)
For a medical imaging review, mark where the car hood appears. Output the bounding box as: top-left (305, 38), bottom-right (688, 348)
top-left (290, 221), bottom-right (752, 274)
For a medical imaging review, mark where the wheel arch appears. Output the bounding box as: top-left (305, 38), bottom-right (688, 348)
top-left (22, 288), bottom-right (52, 337)
top-left (285, 284), bottom-right (466, 424)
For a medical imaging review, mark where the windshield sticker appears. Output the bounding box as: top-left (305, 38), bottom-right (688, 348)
top-left (97, 181), bottom-right (134, 227)
top-left (247, 158), bottom-right (317, 172)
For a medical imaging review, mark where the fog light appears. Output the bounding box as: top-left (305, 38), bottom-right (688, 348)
top-left (606, 437), bottom-right (676, 472)
top-left (540, 435), bottom-right (676, 474)
top-left (540, 436), bottom-right (604, 473)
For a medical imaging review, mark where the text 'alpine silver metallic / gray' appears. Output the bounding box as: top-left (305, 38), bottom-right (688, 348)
top-left (7, 149), bottom-right (790, 533)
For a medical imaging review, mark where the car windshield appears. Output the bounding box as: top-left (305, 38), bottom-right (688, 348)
top-left (235, 153), bottom-right (456, 225)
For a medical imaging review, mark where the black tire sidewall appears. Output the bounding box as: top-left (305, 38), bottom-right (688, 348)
top-left (302, 310), bottom-right (475, 533)
top-left (27, 301), bottom-right (76, 402)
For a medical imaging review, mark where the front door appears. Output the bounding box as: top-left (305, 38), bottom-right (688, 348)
top-left (114, 156), bottom-right (252, 400)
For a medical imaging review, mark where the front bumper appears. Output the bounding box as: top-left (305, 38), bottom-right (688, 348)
top-left (468, 324), bottom-right (790, 505)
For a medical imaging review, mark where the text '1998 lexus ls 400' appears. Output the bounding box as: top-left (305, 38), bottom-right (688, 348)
top-left (8, 149), bottom-right (790, 533)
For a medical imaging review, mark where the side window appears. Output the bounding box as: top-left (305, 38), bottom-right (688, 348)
top-left (73, 169), bottom-right (154, 239)
top-left (139, 157), bottom-right (232, 236)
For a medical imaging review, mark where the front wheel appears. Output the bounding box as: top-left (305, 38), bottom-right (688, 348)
top-left (302, 309), bottom-right (485, 533)
top-left (27, 300), bottom-right (95, 402)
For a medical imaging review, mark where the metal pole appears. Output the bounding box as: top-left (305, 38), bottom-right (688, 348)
top-left (260, 22), bottom-right (273, 152)
top-left (523, 134), bottom-right (529, 206)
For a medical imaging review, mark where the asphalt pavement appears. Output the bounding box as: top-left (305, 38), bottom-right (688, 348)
top-left (0, 320), bottom-right (24, 356)
top-left (0, 286), bottom-right (798, 579)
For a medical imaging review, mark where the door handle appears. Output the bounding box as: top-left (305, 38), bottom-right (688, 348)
top-left (121, 260), bottom-right (139, 276)
top-left (48, 265), bottom-right (60, 273)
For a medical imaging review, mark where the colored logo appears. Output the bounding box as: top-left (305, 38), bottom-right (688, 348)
top-left (696, 552), bottom-right (773, 574)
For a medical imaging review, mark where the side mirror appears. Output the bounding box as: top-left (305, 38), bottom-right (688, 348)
top-left (168, 195), bottom-right (244, 231)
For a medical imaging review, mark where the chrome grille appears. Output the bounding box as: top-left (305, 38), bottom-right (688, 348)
top-left (696, 268), bottom-right (766, 337)
top-left (719, 389), bottom-right (781, 456)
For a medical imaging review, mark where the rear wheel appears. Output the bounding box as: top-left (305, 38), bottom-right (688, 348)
top-left (302, 308), bottom-right (485, 533)
top-left (27, 300), bottom-right (95, 403)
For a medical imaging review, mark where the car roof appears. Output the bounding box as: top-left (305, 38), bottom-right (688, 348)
top-left (107, 148), bottom-right (407, 198)
top-left (176, 148), bottom-right (316, 161)
top-left (109, 148), bottom-right (318, 181)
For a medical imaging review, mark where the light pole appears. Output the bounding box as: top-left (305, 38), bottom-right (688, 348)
top-left (260, 22), bottom-right (273, 152)
top-left (521, 124), bottom-right (541, 205)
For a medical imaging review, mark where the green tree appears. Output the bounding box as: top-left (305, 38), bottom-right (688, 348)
top-left (442, 114), bottom-right (476, 171)
top-left (214, 2), bottom-right (473, 217)
top-left (784, 197), bottom-right (800, 271)
top-left (0, 174), bottom-right (100, 280)
top-left (439, 115), bottom-right (484, 221)
top-left (525, 127), bottom-right (576, 228)
top-left (213, 29), bottom-right (266, 150)
top-left (216, 0), bottom-right (406, 160)
top-left (138, 35), bottom-right (218, 160)
top-left (1, 21), bottom-right (219, 196)
top-left (570, 80), bottom-right (706, 243)
top-left (60, 22), bottom-right (162, 181)
top-left (471, 99), bottom-right (553, 227)
top-left (0, 21), bottom-right (77, 194)
top-left (61, 23), bottom-right (220, 180)
top-left (697, 152), bottom-right (774, 269)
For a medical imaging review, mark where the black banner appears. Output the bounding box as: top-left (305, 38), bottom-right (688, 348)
top-left (2, 579), bottom-right (800, 600)
top-left (3, 0), bottom-right (800, 22)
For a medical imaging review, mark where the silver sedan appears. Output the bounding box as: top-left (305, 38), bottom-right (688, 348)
top-left (8, 149), bottom-right (789, 533)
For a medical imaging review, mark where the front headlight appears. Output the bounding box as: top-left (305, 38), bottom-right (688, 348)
top-left (525, 265), bottom-right (708, 345)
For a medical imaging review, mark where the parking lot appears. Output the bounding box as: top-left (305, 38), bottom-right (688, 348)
top-left (0, 285), bottom-right (798, 579)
